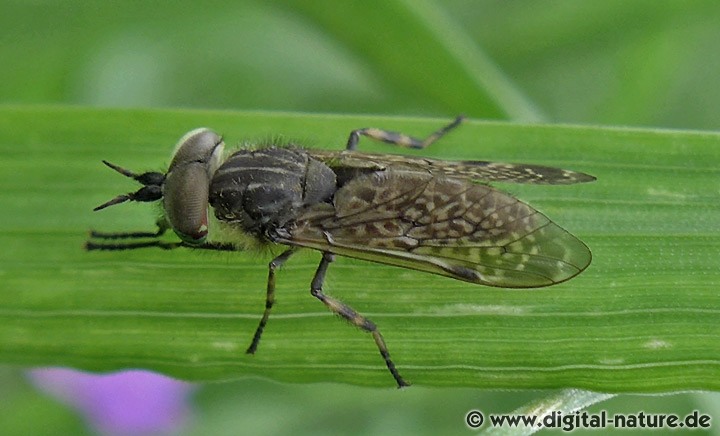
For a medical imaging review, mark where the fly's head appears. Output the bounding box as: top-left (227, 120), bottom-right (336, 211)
top-left (93, 128), bottom-right (225, 244)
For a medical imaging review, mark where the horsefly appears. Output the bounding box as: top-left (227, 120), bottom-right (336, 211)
top-left (86, 116), bottom-right (594, 387)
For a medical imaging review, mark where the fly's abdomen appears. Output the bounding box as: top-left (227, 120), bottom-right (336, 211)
top-left (209, 147), bottom-right (337, 235)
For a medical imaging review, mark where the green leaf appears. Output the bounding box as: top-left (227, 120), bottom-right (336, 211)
top-left (1, 105), bottom-right (718, 391)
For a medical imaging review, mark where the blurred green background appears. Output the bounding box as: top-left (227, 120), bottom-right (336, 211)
top-left (2, 0), bottom-right (720, 434)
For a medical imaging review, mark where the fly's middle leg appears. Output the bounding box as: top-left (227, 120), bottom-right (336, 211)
top-left (246, 248), bottom-right (297, 354)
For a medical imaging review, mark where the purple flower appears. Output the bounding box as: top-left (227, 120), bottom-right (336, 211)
top-left (28, 368), bottom-right (196, 436)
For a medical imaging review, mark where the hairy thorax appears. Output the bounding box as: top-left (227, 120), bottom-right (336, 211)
top-left (208, 147), bottom-right (337, 238)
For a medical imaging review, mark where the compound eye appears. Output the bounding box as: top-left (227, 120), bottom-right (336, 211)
top-left (163, 164), bottom-right (209, 243)
top-left (169, 128), bottom-right (224, 172)
top-left (163, 128), bottom-right (225, 244)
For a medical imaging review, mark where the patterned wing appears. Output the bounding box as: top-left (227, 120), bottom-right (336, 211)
top-left (309, 149), bottom-right (595, 185)
top-left (281, 170), bottom-right (591, 288)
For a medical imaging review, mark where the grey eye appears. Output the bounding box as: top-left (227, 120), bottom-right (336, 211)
top-left (163, 128), bottom-right (225, 244)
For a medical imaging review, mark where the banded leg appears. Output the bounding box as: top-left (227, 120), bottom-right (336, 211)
top-left (345, 115), bottom-right (464, 151)
top-left (310, 252), bottom-right (409, 388)
top-left (86, 239), bottom-right (237, 252)
top-left (85, 239), bottom-right (182, 251)
top-left (88, 219), bottom-right (169, 241)
top-left (86, 223), bottom-right (237, 251)
top-left (246, 248), bottom-right (297, 354)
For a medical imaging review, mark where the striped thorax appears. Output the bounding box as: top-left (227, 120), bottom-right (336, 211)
top-left (209, 148), bottom-right (336, 237)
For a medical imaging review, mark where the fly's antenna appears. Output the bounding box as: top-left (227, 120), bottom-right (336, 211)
top-left (93, 160), bottom-right (165, 211)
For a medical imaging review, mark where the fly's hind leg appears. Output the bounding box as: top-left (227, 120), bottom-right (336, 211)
top-left (310, 252), bottom-right (409, 388)
top-left (345, 115), bottom-right (464, 151)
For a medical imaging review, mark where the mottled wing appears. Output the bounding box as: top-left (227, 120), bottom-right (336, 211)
top-left (281, 170), bottom-right (591, 288)
top-left (309, 149), bottom-right (595, 185)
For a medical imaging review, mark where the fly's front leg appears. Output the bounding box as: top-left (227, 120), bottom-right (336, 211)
top-left (85, 239), bottom-right (182, 251)
top-left (246, 248), bottom-right (297, 354)
top-left (86, 236), bottom-right (238, 252)
top-left (89, 221), bottom-right (169, 241)
top-left (345, 115), bottom-right (464, 151)
top-left (87, 218), bottom-right (170, 244)
top-left (310, 252), bottom-right (409, 388)
top-left (86, 220), bottom-right (173, 250)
